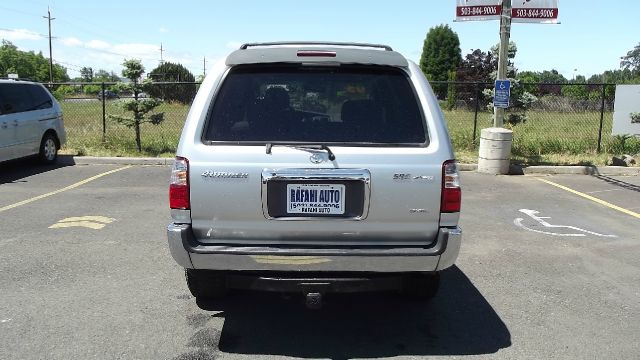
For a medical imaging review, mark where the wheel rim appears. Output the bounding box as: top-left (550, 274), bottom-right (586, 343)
top-left (44, 138), bottom-right (56, 160)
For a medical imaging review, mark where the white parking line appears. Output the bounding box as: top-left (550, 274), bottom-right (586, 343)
top-left (585, 189), bottom-right (623, 194)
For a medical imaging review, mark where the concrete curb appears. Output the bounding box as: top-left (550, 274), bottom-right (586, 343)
top-left (59, 156), bottom-right (639, 176)
top-left (457, 163), bottom-right (639, 176)
top-left (514, 165), bottom-right (640, 176)
top-left (59, 155), bottom-right (171, 166)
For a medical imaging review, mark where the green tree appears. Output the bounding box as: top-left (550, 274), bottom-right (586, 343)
top-left (0, 40), bottom-right (69, 81)
top-left (94, 69), bottom-right (121, 82)
top-left (516, 70), bottom-right (541, 95)
top-left (108, 59), bottom-right (165, 151)
top-left (482, 43), bottom-right (537, 126)
top-left (489, 41), bottom-right (518, 78)
top-left (561, 84), bottom-right (589, 100)
top-left (80, 67), bottom-right (94, 82)
top-left (419, 24), bottom-right (462, 98)
top-left (446, 71), bottom-right (457, 110)
top-left (620, 42), bottom-right (640, 75)
top-left (456, 49), bottom-right (495, 83)
top-left (148, 62), bottom-right (197, 104)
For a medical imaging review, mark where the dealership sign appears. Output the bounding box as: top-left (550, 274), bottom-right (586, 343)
top-left (456, 0), bottom-right (502, 21)
top-left (512, 0), bottom-right (559, 23)
top-left (456, 0), bottom-right (559, 23)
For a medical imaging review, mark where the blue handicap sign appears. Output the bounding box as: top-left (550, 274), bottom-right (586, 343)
top-left (494, 79), bottom-right (511, 108)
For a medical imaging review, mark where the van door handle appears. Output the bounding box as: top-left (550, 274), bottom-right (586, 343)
top-left (1, 122), bottom-right (7, 129)
top-left (13, 120), bottom-right (18, 126)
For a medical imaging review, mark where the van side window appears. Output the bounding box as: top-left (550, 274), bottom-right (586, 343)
top-left (0, 83), bottom-right (52, 114)
top-left (27, 85), bottom-right (54, 110)
top-left (0, 83), bottom-right (29, 114)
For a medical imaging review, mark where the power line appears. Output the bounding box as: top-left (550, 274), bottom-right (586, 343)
top-left (0, 27), bottom-right (47, 39)
top-left (0, 5), bottom-right (41, 18)
top-left (53, 59), bottom-right (82, 70)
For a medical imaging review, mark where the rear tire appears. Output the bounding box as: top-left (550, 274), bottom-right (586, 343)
top-left (38, 133), bottom-right (58, 164)
top-left (403, 272), bottom-right (440, 301)
top-left (185, 269), bottom-right (228, 299)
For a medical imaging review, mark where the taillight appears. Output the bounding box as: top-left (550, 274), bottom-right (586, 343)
top-left (441, 160), bottom-right (461, 213)
top-left (169, 157), bottom-right (190, 209)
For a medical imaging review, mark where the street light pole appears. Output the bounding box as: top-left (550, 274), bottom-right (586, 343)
top-left (43, 7), bottom-right (55, 83)
top-left (493, 0), bottom-right (511, 128)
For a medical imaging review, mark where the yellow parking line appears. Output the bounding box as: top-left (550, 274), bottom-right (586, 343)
top-left (0, 166), bottom-right (132, 213)
top-left (49, 221), bottom-right (108, 230)
top-left (537, 178), bottom-right (640, 219)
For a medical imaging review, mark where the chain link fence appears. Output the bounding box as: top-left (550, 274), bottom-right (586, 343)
top-left (47, 81), bottom-right (639, 158)
top-left (434, 81), bottom-right (640, 159)
top-left (48, 82), bottom-right (197, 156)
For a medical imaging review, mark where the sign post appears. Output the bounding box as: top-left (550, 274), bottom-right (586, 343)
top-left (457, 0), bottom-right (559, 174)
top-left (493, 0), bottom-right (512, 127)
top-left (456, 0), bottom-right (559, 127)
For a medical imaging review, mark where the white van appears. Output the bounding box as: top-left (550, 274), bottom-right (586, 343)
top-left (0, 79), bottom-right (66, 164)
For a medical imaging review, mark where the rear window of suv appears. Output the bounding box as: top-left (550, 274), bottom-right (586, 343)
top-left (203, 65), bottom-right (427, 145)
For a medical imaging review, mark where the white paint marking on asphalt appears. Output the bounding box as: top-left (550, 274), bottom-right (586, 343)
top-left (49, 216), bottom-right (115, 230)
top-left (1, 319), bottom-right (11, 323)
top-left (585, 189), bottom-right (623, 194)
top-left (514, 209), bottom-right (617, 238)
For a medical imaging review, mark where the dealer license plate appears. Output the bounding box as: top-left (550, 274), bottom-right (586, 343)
top-left (286, 184), bottom-right (345, 215)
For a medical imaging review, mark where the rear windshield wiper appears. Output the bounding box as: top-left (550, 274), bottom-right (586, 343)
top-left (266, 143), bottom-right (336, 161)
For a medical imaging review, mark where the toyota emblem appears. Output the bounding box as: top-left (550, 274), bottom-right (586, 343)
top-left (309, 153), bottom-right (324, 164)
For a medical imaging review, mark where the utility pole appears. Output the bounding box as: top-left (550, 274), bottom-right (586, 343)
top-left (202, 56), bottom-right (207, 77)
top-left (43, 7), bottom-right (55, 83)
top-left (493, 0), bottom-right (511, 128)
top-left (159, 43), bottom-right (164, 65)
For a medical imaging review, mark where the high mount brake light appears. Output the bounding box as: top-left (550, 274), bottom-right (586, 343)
top-left (297, 50), bottom-right (337, 57)
top-left (441, 160), bottom-right (461, 213)
top-left (169, 157), bottom-right (190, 209)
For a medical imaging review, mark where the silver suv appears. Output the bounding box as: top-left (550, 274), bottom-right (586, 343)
top-left (167, 42), bottom-right (462, 306)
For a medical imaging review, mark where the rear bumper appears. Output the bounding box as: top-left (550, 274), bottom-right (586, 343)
top-left (167, 224), bottom-right (462, 273)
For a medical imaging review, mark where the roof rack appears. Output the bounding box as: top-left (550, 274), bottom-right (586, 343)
top-left (240, 42), bottom-right (393, 51)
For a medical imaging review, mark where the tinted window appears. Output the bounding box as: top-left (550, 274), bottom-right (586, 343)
top-left (0, 83), bottom-right (53, 115)
top-left (203, 65), bottom-right (427, 144)
top-left (27, 85), bottom-right (54, 110)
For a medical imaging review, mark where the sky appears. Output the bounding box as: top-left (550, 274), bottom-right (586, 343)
top-left (0, 0), bottom-right (637, 80)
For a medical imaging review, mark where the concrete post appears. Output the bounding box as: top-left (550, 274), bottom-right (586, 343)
top-left (478, 127), bottom-right (513, 175)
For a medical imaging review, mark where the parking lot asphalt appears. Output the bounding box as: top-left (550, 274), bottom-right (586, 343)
top-left (0, 162), bottom-right (638, 360)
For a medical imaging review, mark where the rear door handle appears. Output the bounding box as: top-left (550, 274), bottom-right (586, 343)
top-left (13, 120), bottom-right (18, 126)
top-left (1, 123), bottom-right (7, 129)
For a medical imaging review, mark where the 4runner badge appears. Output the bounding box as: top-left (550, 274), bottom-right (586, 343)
top-left (201, 171), bottom-right (248, 179)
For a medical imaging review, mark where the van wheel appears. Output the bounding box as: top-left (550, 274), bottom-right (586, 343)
top-left (39, 133), bottom-right (58, 164)
top-left (185, 269), bottom-right (227, 299)
top-left (403, 272), bottom-right (440, 301)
